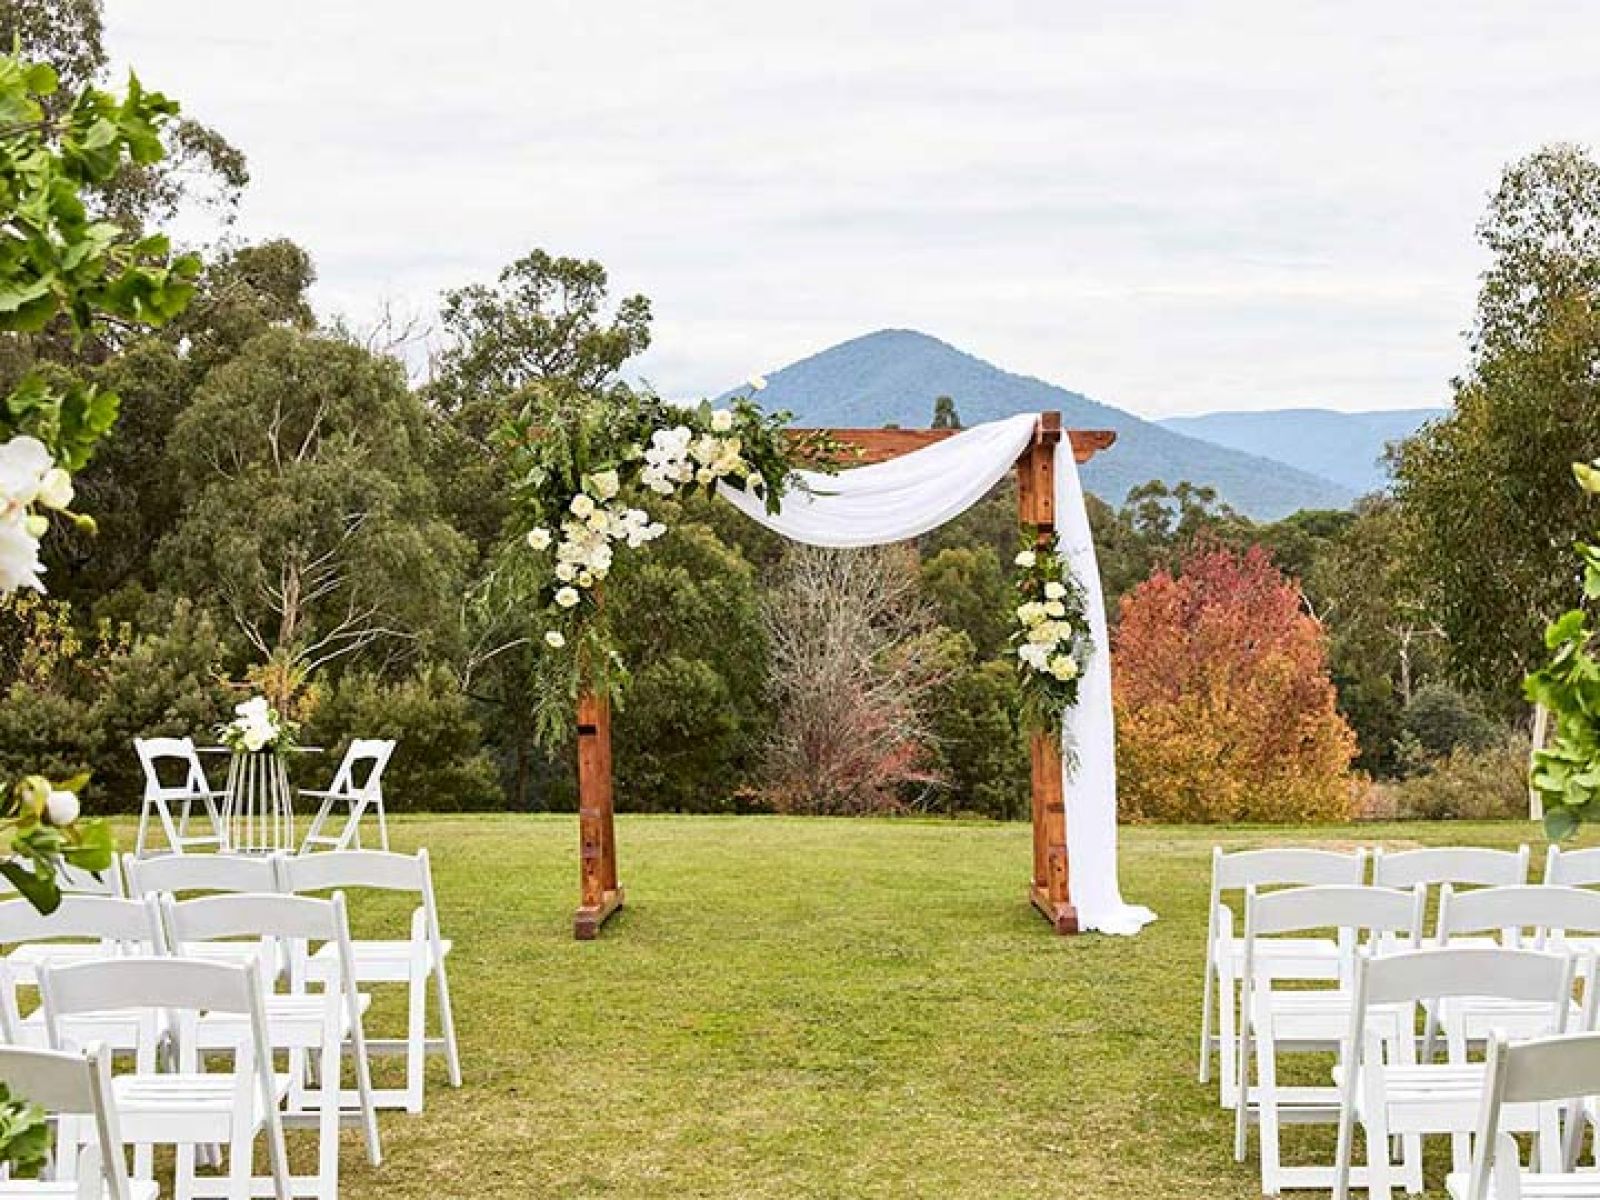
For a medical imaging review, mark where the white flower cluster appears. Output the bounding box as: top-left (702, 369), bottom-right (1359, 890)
top-left (526, 469), bottom-right (668, 619)
top-left (221, 696), bottom-right (288, 753)
top-left (639, 414), bottom-right (748, 495)
top-left (1013, 550), bottom-right (1080, 683)
top-left (0, 436), bottom-right (74, 594)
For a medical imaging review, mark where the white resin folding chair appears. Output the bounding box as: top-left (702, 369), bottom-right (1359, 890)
top-left (0, 1042), bottom-right (155, 1200)
top-left (1200, 847), bottom-right (1367, 1108)
top-left (0, 896), bottom-right (166, 1050)
top-left (1447, 1029), bottom-right (1600, 1200)
top-left (1372, 846), bottom-right (1530, 922)
top-left (163, 893), bottom-right (383, 1198)
top-left (133, 737), bottom-right (228, 858)
top-left (123, 852), bottom-right (287, 977)
top-left (1333, 946), bottom-right (1587, 1200)
top-left (279, 850), bottom-right (459, 1112)
top-left (298, 740), bottom-right (395, 854)
top-left (40, 957), bottom-right (292, 1200)
top-left (1234, 882), bottom-right (1425, 1196)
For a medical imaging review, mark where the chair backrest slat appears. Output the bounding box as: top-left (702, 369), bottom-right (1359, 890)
top-left (1372, 845), bottom-right (1529, 890)
top-left (1213, 847), bottom-right (1366, 892)
top-left (1246, 884), bottom-right (1420, 939)
top-left (1362, 945), bottom-right (1573, 1007)
top-left (1545, 845), bottom-right (1600, 888)
top-left (1438, 884), bottom-right (1600, 942)
top-left (279, 849), bottom-right (424, 895)
top-left (123, 851), bottom-right (281, 898)
top-left (165, 892), bottom-right (339, 944)
top-left (133, 736), bottom-right (211, 799)
top-left (0, 1044), bottom-right (131, 1200)
top-left (43, 955), bottom-right (255, 1017)
top-left (0, 895), bottom-right (161, 947)
top-left (325, 739), bottom-right (395, 798)
top-left (1498, 1029), bottom-right (1600, 1105)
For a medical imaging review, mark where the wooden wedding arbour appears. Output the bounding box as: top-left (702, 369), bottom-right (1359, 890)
top-left (573, 411), bottom-right (1116, 940)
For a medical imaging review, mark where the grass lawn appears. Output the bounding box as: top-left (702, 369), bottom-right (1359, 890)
top-left (308, 814), bottom-right (1574, 1198)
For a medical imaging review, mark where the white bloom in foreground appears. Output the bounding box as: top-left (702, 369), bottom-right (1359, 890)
top-left (1043, 600), bottom-right (1066, 618)
top-left (37, 468), bottom-right (73, 511)
top-left (1044, 581), bottom-right (1067, 601)
top-left (710, 408), bottom-right (735, 432)
top-left (695, 466), bottom-right (715, 485)
top-left (569, 493), bottom-right (596, 519)
top-left (555, 561), bottom-right (577, 582)
top-left (1049, 654), bottom-right (1080, 682)
top-left (1017, 643), bottom-right (1050, 671)
top-left (544, 630), bottom-right (566, 649)
top-left (235, 696), bottom-right (271, 721)
top-left (588, 469), bottom-right (621, 500)
top-left (1016, 601), bottom-right (1046, 626)
top-left (44, 789), bottom-right (79, 826)
top-left (526, 527), bottom-right (552, 551)
top-left (0, 517), bottom-right (45, 592)
top-left (0, 436), bottom-right (53, 516)
top-left (241, 726), bottom-right (270, 753)
top-left (747, 375), bottom-right (767, 392)
top-left (1014, 550), bottom-right (1037, 569)
top-left (555, 586), bottom-right (580, 609)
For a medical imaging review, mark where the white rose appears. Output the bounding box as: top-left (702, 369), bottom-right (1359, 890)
top-left (242, 727), bottom-right (269, 753)
top-left (710, 409), bottom-right (735, 432)
top-left (526, 527), bottom-right (552, 551)
top-left (236, 697), bottom-right (270, 720)
top-left (544, 630), bottom-right (567, 649)
top-left (1049, 654), bottom-right (1080, 682)
top-left (36, 468), bottom-right (73, 511)
top-left (0, 518), bottom-right (45, 593)
top-left (1014, 550), bottom-right (1037, 569)
top-left (1018, 643), bottom-right (1050, 671)
top-left (585, 510), bottom-right (609, 533)
top-left (1044, 581), bottom-right (1067, 600)
top-left (1044, 600), bottom-right (1066, 618)
top-left (555, 561), bottom-right (577, 582)
top-left (569, 494), bottom-right (596, 519)
top-left (695, 467), bottom-right (715, 485)
top-left (589, 470), bottom-right (620, 500)
top-left (44, 789), bottom-right (79, 826)
top-left (747, 375), bottom-right (767, 392)
top-left (554, 586), bottom-right (580, 609)
top-left (577, 570), bottom-right (594, 588)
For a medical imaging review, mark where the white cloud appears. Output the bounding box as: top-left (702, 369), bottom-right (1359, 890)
top-left (106, 0), bottom-right (1600, 416)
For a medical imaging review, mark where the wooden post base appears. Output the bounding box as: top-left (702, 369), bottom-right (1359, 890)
top-left (574, 887), bottom-right (625, 940)
top-left (1030, 885), bottom-right (1080, 935)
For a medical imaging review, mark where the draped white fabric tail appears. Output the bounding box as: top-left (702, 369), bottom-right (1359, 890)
top-left (719, 412), bottom-right (1156, 935)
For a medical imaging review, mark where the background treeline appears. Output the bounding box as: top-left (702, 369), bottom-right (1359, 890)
top-left (0, 3), bottom-right (1592, 823)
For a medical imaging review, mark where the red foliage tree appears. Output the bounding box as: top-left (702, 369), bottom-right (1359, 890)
top-left (1114, 543), bottom-right (1357, 823)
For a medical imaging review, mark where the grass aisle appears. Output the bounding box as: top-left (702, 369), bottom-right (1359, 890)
top-left (334, 815), bottom-right (1554, 1198)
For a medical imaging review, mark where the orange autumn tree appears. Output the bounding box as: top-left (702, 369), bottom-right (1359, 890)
top-left (1114, 543), bottom-right (1357, 823)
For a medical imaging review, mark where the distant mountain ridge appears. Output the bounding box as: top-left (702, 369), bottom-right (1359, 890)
top-left (733, 329), bottom-right (1355, 520)
top-left (1157, 407), bottom-right (1444, 496)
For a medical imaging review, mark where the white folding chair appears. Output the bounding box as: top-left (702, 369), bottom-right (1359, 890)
top-left (0, 861), bottom-right (126, 901)
top-left (1448, 1029), bottom-right (1600, 1199)
top-left (163, 893), bottom-right (383, 1198)
top-left (279, 850), bottom-right (459, 1112)
top-left (1200, 847), bottom-right (1367, 1108)
top-left (0, 896), bottom-right (167, 1048)
top-left (0, 1042), bottom-right (155, 1200)
top-left (123, 853), bottom-right (287, 976)
top-left (133, 737), bottom-right (228, 857)
top-left (298, 740), bottom-right (395, 854)
top-left (1372, 845), bottom-right (1530, 910)
top-left (1333, 946), bottom-right (1586, 1200)
top-left (1234, 882), bottom-right (1425, 1195)
top-left (39, 957), bottom-right (292, 1200)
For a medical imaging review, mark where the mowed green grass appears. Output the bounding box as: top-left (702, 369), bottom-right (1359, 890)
top-left (314, 815), bottom-right (1576, 1198)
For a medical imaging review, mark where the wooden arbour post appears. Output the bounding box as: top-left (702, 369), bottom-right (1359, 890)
top-left (572, 412), bottom-right (1116, 939)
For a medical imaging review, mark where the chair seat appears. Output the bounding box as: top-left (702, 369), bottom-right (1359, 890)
top-left (1218, 924), bottom-right (1342, 979)
top-left (112, 1071), bottom-right (292, 1142)
top-left (314, 938), bottom-right (450, 982)
top-left (1446, 1169), bottom-right (1600, 1197)
top-left (12, 1008), bottom-right (147, 1051)
top-left (0, 1181), bottom-right (159, 1199)
top-left (197, 992), bottom-right (371, 1048)
top-left (4, 943), bottom-right (118, 983)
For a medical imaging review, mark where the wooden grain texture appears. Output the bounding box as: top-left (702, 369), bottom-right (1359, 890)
top-left (803, 424), bottom-right (1113, 466)
top-left (574, 690), bottom-right (624, 939)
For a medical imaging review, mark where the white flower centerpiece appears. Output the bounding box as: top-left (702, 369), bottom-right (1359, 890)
top-left (1009, 543), bottom-right (1093, 763)
top-left (215, 696), bottom-right (301, 852)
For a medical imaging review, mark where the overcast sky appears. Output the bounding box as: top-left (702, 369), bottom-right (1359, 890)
top-left (106, 2), bottom-right (1599, 417)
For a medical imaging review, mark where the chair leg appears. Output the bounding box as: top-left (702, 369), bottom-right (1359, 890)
top-left (346, 996), bottom-right (383, 1166)
top-left (1257, 1026), bottom-right (1282, 1196)
top-left (407, 966), bottom-right (427, 1114)
top-left (175, 1142), bottom-right (197, 1200)
top-left (435, 957), bottom-right (462, 1088)
top-left (136, 802), bottom-right (152, 858)
top-left (317, 1031), bottom-right (341, 1200)
top-left (1199, 955), bottom-right (1216, 1086)
top-left (1218, 968), bottom-right (1238, 1108)
top-left (376, 794), bottom-right (390, 852)
top-left (300, 793), bottom-right (334, 853)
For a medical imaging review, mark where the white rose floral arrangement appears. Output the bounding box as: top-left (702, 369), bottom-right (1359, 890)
top-left (499, 378), bottom-right (841, 746)
top-left (1009, 543), bottom-right (1093, 742)
top-left (217, 695), bottom-right (299, 755)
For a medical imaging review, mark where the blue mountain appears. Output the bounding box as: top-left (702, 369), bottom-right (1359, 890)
top-left (735, 329), bottom-right (1355, 519)
top-left (1158, 407), bottom-right (1444, 496)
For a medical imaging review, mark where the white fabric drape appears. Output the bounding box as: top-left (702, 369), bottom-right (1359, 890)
top-left (720, 413), bottom-right (1156, 935)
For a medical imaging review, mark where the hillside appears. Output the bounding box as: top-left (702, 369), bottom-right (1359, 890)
top-left (738, 330), bottom-right (1353, 519)
top-left (1158, 407), bottom-right (1445, 496)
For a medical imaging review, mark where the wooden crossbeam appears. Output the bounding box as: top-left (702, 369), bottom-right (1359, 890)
top-left (804, 426), bottom-right (1115, 466)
